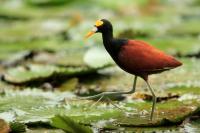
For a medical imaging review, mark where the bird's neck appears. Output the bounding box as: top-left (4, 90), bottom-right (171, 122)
top-left (101, 30), bottom-right (125, 62)
top-left (102, 30), bottom-right (113, 46)
top-left (102, 30), bottom-right (114, 52)
top-left (101, 30), bottom-right (128, 61)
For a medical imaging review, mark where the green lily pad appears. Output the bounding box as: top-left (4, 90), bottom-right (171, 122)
top-left (0, 88), bottom-right (199, 130)
top-left (84, 47), bottom-right (114, 68)
top-left (143, 37), bottom-right (200, 55)
top-left (25, 0), bottom-right (71, 7)
top-left (33, 50), bottom-right (85, 66)
top-left (26, 128), bottom-right (65, 133)
top-left (0, 1), bottom-right (70, 19)
top-left (167, 20), bottom-right (200, 36)
top-left (0, 39), bottom-right (85, 60)
top-left (59, 78), bottom-right (78, 92)
top-left (50, 115), bottom-right (92, 133)
top-left (10, 122), bottom-right (26, 133)
top-left (3, 64), bottom-right (111, 84)
top-left (167, 86), bottom-right (200, 95)
top-left (0, 20), bottom-right (67, 42)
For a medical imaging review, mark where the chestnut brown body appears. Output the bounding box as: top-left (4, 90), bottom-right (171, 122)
top-left (118, 40), bottom-right (182, 80)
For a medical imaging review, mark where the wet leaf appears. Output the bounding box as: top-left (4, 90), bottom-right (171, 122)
top-left (0, 20), bottom-right (67, 42)
top-left (26, 128), bottom-right (65, 133)
top-left (0, 88), bottom-right (199, 129)
top-left (144, 37), bottom-right (200, 55)
top-left (50, 115), bottom-right (92, 133)
top-left (167, 20), bottom-right (200, 36)
top-left (166, 87), bottom-right (200, 96)
top-left (59, 78), bottom-right (78, 92)
top-left (33, 50), bottom-right (85, 66)
top-left (25, 0), bottom-right (71, 7)
top-left (10, 122), bottom-right (26, 133)
top-left (0, 40), bottom-right (85, 64)
top-left (3, 64), bottom-right (110, 85)
top-left (1, 50), bottom-right (35, 68)
top-left (84, 47), bottom-right (114, 68)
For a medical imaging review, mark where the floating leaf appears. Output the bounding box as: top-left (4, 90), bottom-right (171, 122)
top-left (25, 0), bottom-right (71, 6)
top-left (10, 122), bottom-right (26, 133)
top-left (144, 37), bottom-right (200, 55)
top-left (26, 128), bottom-right (65, 133)
top-left (3, 64), bottom-right (110, 85)
top-left (0, 88), bottom-right (199, 129)
top-left (0, 20), bottom-right (67, 42)
top-left (50, 115), bottom-right (92, 133)
top-left (59, 78), bottom-right (78, 92)
top-left (84, 47), bottom-right (114, 68)
top-left (167, 20), bottom-right (200, 36)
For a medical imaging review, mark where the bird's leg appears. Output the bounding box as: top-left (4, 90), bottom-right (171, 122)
top-left (79, 76), bottom-right (138, 100)
top-left (145, 80), bottom-right (157, 121)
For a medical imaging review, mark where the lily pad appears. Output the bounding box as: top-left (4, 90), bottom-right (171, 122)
top-left (50, 115), bottom-right (92, 133)
top-left (167, 86), bottom-right (200, 95)
top-left (0, 39), bottom-right (85, 61)
top-left (26, 128), bottom-right (65, 133)
top-left (59, 78), bottom-right (78, 92)
top-left (144, 37), bottom-right (200, 55)
top-left (0, 20), bottom-right (67, 42)
top-left (167, 20), bottom-right (200, 36)
top-left (25, 0), bottom-right (71, 7)
top-left (0, 1), bottom-right (69, 19)
top-left (84, 47), bottom-right (114, 68)
top-left (10, 122), bottom-right (26, 133)
top-left (33, 50), bottom-right (85, 66)
top-left (0, 88), bottom-right (199, 130)
top-left (3, 64), bottom-right (111, 85)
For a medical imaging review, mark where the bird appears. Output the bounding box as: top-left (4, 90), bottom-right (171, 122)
top-left (84, 19), bottom-right (182, 120)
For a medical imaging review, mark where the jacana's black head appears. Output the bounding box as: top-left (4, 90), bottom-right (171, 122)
top-left (95, 19), bottom-right (113, 33)
top-left (85, 19), bottom-right (113, 38)
top-left (85, 19), bottom-right (127, 61)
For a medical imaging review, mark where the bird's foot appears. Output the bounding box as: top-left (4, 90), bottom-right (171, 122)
top-left (78, 92), bottom-right (125, 111)
top-left (91, 94), bottom-right (105, 107)
top-left (78, 92), bottom-right (114, 100)
top-left (105, 97), bottom-right (125, 111)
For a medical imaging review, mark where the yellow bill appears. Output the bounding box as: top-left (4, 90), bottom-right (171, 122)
top-left (85, 31), bottom-right (95, 39)
top-left (85, 27), bottom-right (98, 39)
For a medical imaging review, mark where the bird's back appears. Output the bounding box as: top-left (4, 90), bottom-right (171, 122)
top-left (117, 40), bottom-right (182, 77)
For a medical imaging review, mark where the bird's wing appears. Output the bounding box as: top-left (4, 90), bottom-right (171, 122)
top-left (118, 40), bottom-right (182, 73)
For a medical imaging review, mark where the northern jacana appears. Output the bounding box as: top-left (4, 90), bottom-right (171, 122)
top-left (84, 19), bottom-right (182, 120)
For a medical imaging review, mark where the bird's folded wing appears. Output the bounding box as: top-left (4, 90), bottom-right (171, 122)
top-left (118, 40), bottom-right (182, 73)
